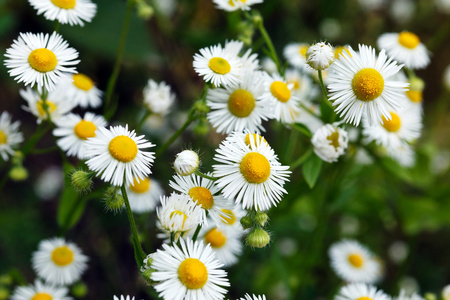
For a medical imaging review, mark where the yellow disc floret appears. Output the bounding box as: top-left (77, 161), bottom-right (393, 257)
top-left (73, 73), bottom-right (94, 91)
top-left (0, 130), bottom-right (7, 145)
top-left (189, 187), bottom-right (214, 209)
top-left (245, 133), bottom-right (267, 147)
top-left (178, 258), bottom-right (208, 289)
top-left (209, 57), bottom-right (231, 75)
top-left (37, 100), bottom-right (57, 118)
top-left (406, 90), bottom-right (423, 103)
top-left (240, 152), bottom-right (271, 184)
top-left (352, 68), bottom-right (384, 101)
top-left (348, 253), bottom-right (364, 268)
top-left (270, 81), bottom-right (291, 103)
top-left (51, 246), bottom-right (74, 266)
top-left (108, 135), bottom-right (138, 162)
top-left (51, 0), bottom-right (76, 9)
top-left (220, 208), bottom-right (236, 225)
top-left (74, 120), bottom-right (97, 140)
top-left (327, 131), bottom-right (340, 150)
top-left (398, 31), bottom-right (420, 49)
top-left (381, 112), bottom-right (401, 132)
top-left (204, 228), bottom-right (227, 248)
top-left (28, 48), bottom-right (58, 73)
top-left (130, 177), bottom-right (151, 194)
top-left (228, 89), bottom-right (255, 118)
top-left (31, 293), bottom-right (53, 300)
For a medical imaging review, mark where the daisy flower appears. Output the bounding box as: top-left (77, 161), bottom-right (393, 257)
top-left (240, 294), bottom-right (267, 300)
top-left (174, 150), bottom-right (200, 176)
top-left (206, 71), bottom-right (272, 134)
top-left (312, 124), bottom-right (349, 163)
top-left (377, 31), bottom-right (430, 69)
top-left (213, 132), bottom-right (291, 211)
top-left (85, 125), bottom-right (155, 187)
top-left (327, 44), bottom-right (408, 126)
top-left (0, 112), bottom-right (23, 161)
top-left (201, 225), bottom-right (243, 267)
top-left (283, 43), bottom-right (310, 70)
top-left (32, 237), bottom-right (88, 286)
top-left (329, 239), bottom-right (382, 284)
top-left (151, 238), bottom-right (230, 300)
top-left (193, 43), bottom-right (242, 87)
top-left (4, 32), bottom-right (79, 92)
top-left (28, 0), bottom-right (97, 26)
top-left (54, 73), bottom-right (103, 108)
top-left (113, 296), bottom-right (135, 300)
top-left (53, 112), bottom-right (107, 159)
top-left (259, 73), bottom-right (300, 124)
top-left (120, 176), bottom-right (163, 213)
top-left (213, 0), bottom-right (263, 11)
top-left (11, 280), bottom-right (71, 300)
top-left (335, 283), bottom-right (390, 300)
top-left (169, 173), bottom-right (232, 227)
top-left (143, 79), bottom-right (175, 116)
top-left (217, 204), bottom-right (246, 232)
top-left (20, 87), bottom-right (76, 123)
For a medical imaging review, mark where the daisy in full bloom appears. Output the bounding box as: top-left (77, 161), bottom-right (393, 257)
top-left (312, 124), bottom-right (349, 163)
top-left (283, 43), bottom-right (310, 70)
top-left (213, 0), bottom-right (263, 11)
top-left (377, 31), bottom-right (430, 69)
top-left (240, 294), bottom-right (267, 300)
top-left (201, 225), bottom-right (243, 267)
top-left (4, 32), bottom-right (79, 92)
top-left (11, 280), bottom-right (71, 300)
top-left (28, 0), bottom-right (97, 26)
top-left (206, 71), bottom-right (272, 134)
top-left (259, 73), bottom-right (300, 124)
top-left (335, 283), bottom-right (390, 300)
top-left (193, 43), bottom-right (242, 87)
top-left (151, 238), bottom-right (230, 300)
top-left (143, 79), bottom-right (176, 116)
top-left (32, 237), bottom-right (88, 286)
top-left (327, 44), bottom-right (408, 126)
top-left (20, 87), bottom-right (76, 123)
top-left (0, 112), bottom-right (23, 161)
top-left (55, 73), bottom-right (103, 108)
top-left (53, 112), bottom-right (107, 159)
top-left (85, 125), bottom-right (155, 187)
top-left (113, 296), bottom-right (135, 300)
top-left (329, 239), bottom-right (382, 284)
top-left (213, 132), bottom-right (291, 211)
top-left (169, 173), bottom-right (232, 227)
top-left (120, 176), bottom-right (163, 213)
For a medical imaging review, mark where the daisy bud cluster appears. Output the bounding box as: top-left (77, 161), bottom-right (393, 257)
top-left (105, 186), bottom-right (125, 212)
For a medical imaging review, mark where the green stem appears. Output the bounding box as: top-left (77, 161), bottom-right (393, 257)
top-left (192, 224), bottom-right (202, 242)
top-left (104, 0), bottom-right (135, 116)
top-left (54, 20), bottom-right (60, 33)
top-left (31, 146), bottom-right (59, 155)
top-left (136, 109), bottom-right (152, 133)
top-left (426, 16), bottom-right (450, 52)
top-left (318, 70), bottom-right (329, 100)
top-left (121, 184), bottom-right (147, 268)
top-left (194, 170), bottom-right (217, 181)
top-left (290, 149), bottom-right (313, 170)
top-left (256, 18), bottom-right (282, 75)
top-left (298, 101), bottom-right (321, 119)
top-left (155, 113), bottom-right (195, 157)
top-left (22, 122), bottom-right (52, 156)
top-left (291, 123), bottom-right (312, 138)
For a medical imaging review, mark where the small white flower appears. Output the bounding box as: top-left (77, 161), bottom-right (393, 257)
top-left (200, 225), bottom-right (243, 267)
top-left (283, 42), bottom-right (310, 70)
top-left (11, 280), bottom-right (71, 300)
top-left (0, 112), bottom-right (23, 161)
top-left (174, 150), bottom-right (199, 176)
top-left (312, 124), bottom-right (348, 163)
top-left (306, 42), bottom-right (335, 70)
top-left (28, 0), bottom-right (97, 26)
top-left (121, 176), bottom-right (164, 213)
top-left (54, 73), bottom-right (103, 108)
top-left (336, 283), bottom-right (390, 300)
top-left (143, 79), bottom-right (175, 116)
top-left (213, 0), bottom-right (263, 11)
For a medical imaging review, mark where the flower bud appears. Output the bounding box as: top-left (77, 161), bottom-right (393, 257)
top-left (306, 42), bottom-right (335, 70)
top-left (174, 150), bottom-right (199, 176)
top-left (105, 187), bottom-right (124, 212)
top-left (71, 170), bottom-right (93, 194)
top-left (141, 254), bottom-right (156, 285)
top-left (425, 293), bottom-right (437, 300)
top-left (9, 166), bottom-right (28, 181)
top-left (71, 282), bottom-right (88, 298)
top-left (246, 227), bottom-right (270, 248)
top-left (193, 119), bottom-right (210, 136)
top-left (136, 0), bottom-right (154, 20)
top-left (409, 76), bottom-right (425, 91)
top-left (253, 211), bottom-right (269, 227)
top-left (240, 215), bottom-right (253, 230)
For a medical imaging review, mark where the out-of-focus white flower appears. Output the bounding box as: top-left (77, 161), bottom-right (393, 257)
top-left (319, 19), bottom-right (342, 41)
top-left (388, 241), bottom-right (409, 264)
top-left (143, 79), bottom-right (175, 116)
top-left (389, 0), bottom-right (415, 24)
top-left (34, 166), bottom-right (63, 200)
top-left (442, 284), bottom-right (450, 300)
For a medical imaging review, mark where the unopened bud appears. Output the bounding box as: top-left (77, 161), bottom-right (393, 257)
top-left (193, 119), bottom-right (210, 136)
top-left (254, 211), bottom-right (268, 227)
top-left (174, 150), bottom-right (199, 176)
top-left (141, 254), bottom-right (155, 285)
top-left (252, 13), bottom-right (262, 26)
top-left (306, 42), bottom-right (334, 70)
top-left (246, 227), bottom-right (270, 248)
top-left (240, 215), bottom-right (253, 230)
top-left (71, 170), bottom-right (93, 193)
top-left (409, 77), bottom-right (425, 91)
top-left (12, 151), bottom-right (24, 165)
top-left (71, 282), bottom-right (88, 298)
top-left (194, 100), bottom-right (210, 114)
top-left (136, 0), bottom-right (154, 20)
top-left (425, 293), bottom-right (436, 300)
top-left (9, 166), bottom-right (28, 181)
top-left (105, 187), bottom-right (124, 212)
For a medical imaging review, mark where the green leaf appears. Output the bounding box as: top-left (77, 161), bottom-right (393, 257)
top-left (319, 99), bottom-right (335, 124)
top-left (302, 153), bottom-right (323, 189)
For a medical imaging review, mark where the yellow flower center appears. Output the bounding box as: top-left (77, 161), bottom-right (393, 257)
top-left (348, 253), bottom-right (364, 268)
top-left (228, 89), bottom-right (255, 118)
top-left (221, 208), bottom-right (236, 225)
top-left (129, 177), bottom-right (151, 194)
top-left (189, 187), bottom-right (214, 209)
top-left (352, 68), bottom-right (384, 101)
top-left (270, 81), bottom-right (291, 103)
top-left (228, 0), bottom-right (246, 6)
top-left (51, 0), bottom-right (76, 9)
top-left (327, 131), bottom-right (340, 150)
top-left (178, 258), bottom-right (208, 289)
top-left (74, 120), bottom-right (97, 140)
top-left (170, 210), bottom-right (188, 228)
top-left (357, 297), bottom-right (373, 300)
top-left (398, 31), bottom-right (420, 49)
top-left (406, 90), bottom-right (423, 103)
top-left (334, 46), bottom-right (351, 60)
top-left (299, 45), bottom-right (309, 57)
top-left (208, 57), bottom-right (231, 75)
top-left (204, 228), bottom-right (227, 248)
top-left (288, 79), bottom-right (301, 90)
top-left (240, 152), bottom-right (271, 184)
top-left (51, 246), bottom-right (74, 266)
top-left (108, 135), bottom-right (138, 163)
top-left (0, 130), bottom-right (7, 145)
top-left (37, 100), bottom-right (57, 118)
top-left (245, 133), bottom-right (267, 147)
top-left (381, 112), bottom-right (401, 132)
top-left (31, 293), bottom-right (53, 300)
top-left (28, 48), bottom-right (58, 73)
top-left (73, 73), bottom-right (94, 91)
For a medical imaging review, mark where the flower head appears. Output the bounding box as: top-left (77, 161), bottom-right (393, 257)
top-left (28, 0), bottom-right (97, 26)
top-left (143, 79), bottom-right (175, 116)
top-left (54, 73), bottom-right (103, 108)
top-left (121, 176), bottom-right (164, 213)
top-left (312, 124), bottom-right (349, 163)
top-left (0, 112), bottom-right (23, 161)
top-left (11, 280), bottom-right (71, 300)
